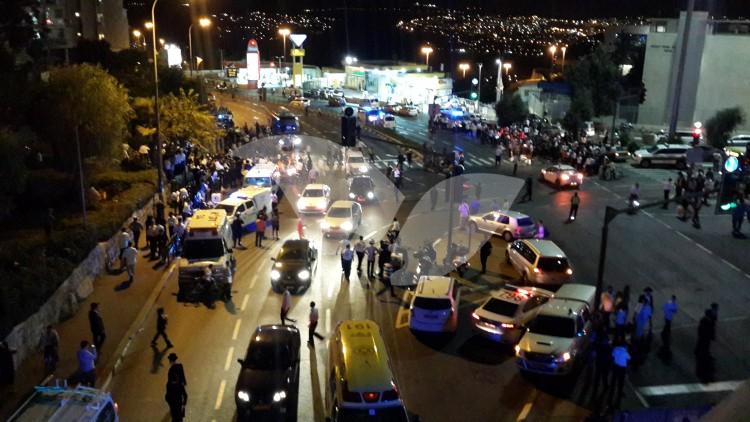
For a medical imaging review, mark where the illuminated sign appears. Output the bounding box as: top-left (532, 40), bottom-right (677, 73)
top-left (289, 33), bottom-right (307, 48)
top-left (165, 44), bottom-right (182, 68)
top-left (246, 39), bottom-right (260, 82)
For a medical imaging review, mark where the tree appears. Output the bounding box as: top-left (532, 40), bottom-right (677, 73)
top-left (137, 89), bottom-right (221, 152)
top-left (0, 128), bottom-right (31, 220)
top-left (495, 94), bottom-right (527, 127)
top-left (36, 64), bottom-right (134, 168)
top-left (562, 87), bottom-right (594, 135)
top-left (564, 47), bottom-right (622, 116)
top-left (705, 107), bottom-right (745, 149)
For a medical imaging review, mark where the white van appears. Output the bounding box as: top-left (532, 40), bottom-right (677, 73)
top-left (225, 186), bottom-right (273, 231)
top-left (178, 209), bottom-right (235, 300)
top-left (243, 163), bottom-right (280, 192)
top-left (9, 384), bottom-right (119, 421)
top-left (515, 284), bottom-right (596, 376)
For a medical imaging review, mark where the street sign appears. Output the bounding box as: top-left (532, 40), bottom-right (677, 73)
top-left (226, 66), bottom-right (237, 78)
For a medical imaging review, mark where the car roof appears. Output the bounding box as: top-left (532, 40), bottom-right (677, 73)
top-left (303, 184), bottom-right (328, 191)
top-left (551, 164), bottom-right (575, 171)
top-left (280, 239), bottom-right (311, 251)
top-left (538, 298), bottom-right (588, 317)
top-left (336, 320), bottom-right (393, 391)
top-left (217, 197), bottom-right (245, 206)
top-left (415, 276), bottom-right (454, 298)
top-left (490, 284), bottom-right (553, 304)
top-left (520, 239), bottom-right (566, 257)
top-left (253, 324), bottom-right (300, 343)
top-left (486, 210), bottom-right (531, 219)
top-left (330, 200), bottom-right (356, 208)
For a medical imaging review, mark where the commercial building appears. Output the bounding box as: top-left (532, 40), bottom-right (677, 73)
top-left (639, 12), bottom-right (750, 131)
top-left (342, 61), bottom-right (453, 106)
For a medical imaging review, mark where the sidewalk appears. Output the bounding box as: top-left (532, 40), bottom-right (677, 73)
top-left (0, 238), bottom-right (171, 419)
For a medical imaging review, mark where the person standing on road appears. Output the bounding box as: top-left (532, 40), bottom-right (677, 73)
top-left (129, 217), bottom-right (144, 250)
top-left (535, 220), bottom-right (546, 239)
top-left (732, 197), bottom-right (746, 236)
top-left (116, 227), bottom-right (131, 269)
top-left (406, 150), bottom-right (413, 168)
top-left (378, 240), bottom-right (391, 278)
top-left (659, 295), bottom-right (678, 358)
top-left (662, 178), bottom-right (673, 209)
top-left (569, 192), bottom-right (581, 221)
top-left (271, 209), bottom-right (280, 240)
top-left (600, 286), bottom-right (615, 329)
top-left (42, 325), bottom-right (60, 375)
top-left (592, 331), bottom-right (612, 397)
top-left (151, 308), bottom-right (173, 348)
top-left (122, 244), bottom-right (138, 283)
top-left (255, 214), bottom-right (266, 248)
top-left (231, 214), bottom-right (244, 248)
top-left (88, 303), bottom-right (106, 352)
top-left (77, 340), bottom-right (97, 387)
top-left (695, 309), bottom-right (716, 382)
top-left (479, 238), bottom-right (492, 274)
top-left (308, 302), bottom-right (319, 345)
top-left (609, 338), bottom-right (631, 404)
top-left (280, 288), bottom-right (293, 325)
top-left (458, 201), bottom-right (470, 229)
top-left (297, 219), bottom-right (305, 240)
top-left (354, 236), bottom-right (366, 273)
top-left (495, 145), bottom-right (504, 167)
top-left (365, 240), bottom-right (377, 280)
top-left (166, 353), bottom-right (187, 422)
top-left (341, 244), bottom-right (354, 282)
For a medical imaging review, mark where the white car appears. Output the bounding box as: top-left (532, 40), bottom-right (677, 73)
top-left (539, 164), bottom-right (583, 188)
top-left (321, 200), bottom-right (362, 237)
top-left (345, 150), bottom-right (369, 175)
top-left (383, 114), bottom-right (396, 129)
top-left (289, 97), bottom-right (311, 108)
top-left (396, 105), bottom-right (418, 117)
top-left (632, 144), bottom-right (689, 168)
top-left (297, 184), bottom-right (331, 214)
top-left (472, 285), bottom-right (553, 344)
top-left (726, 135), bottom-right (750, 157)
top-left (469, 210), bottom-right (537, 242)
top-left (409, 276), bottom-right (459, 333)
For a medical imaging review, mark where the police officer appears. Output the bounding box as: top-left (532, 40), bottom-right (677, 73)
top-left (354, 236), bottom-right (366, 273)
top-left (341, 244), bottom-right (354, 282)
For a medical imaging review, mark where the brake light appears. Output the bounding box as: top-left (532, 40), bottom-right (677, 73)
top-left (517, 288), bottom-right (529, 296)
top-left (515, 227), bottom-right (522, 234)
top-left (533, 268), bottom-right (540, 273)
top-left (501, 323), bottom-right (515, 329)
top-left (363, 392), bottom-right (380, 403)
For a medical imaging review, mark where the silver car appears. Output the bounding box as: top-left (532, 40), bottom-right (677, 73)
top-left (469, 210), bottom-right (537, 242)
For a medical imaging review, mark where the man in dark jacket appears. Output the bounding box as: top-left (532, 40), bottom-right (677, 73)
top-left (165, 353), bottom-right (187, 421)
top-left (151, 308), bottom-right (173, 348)
top-left (479, 239), bottom-right (492, 274)
top-left (231, 214), bottom-right (244, 248)
top-left (88, 303), bottom-right (106, 351)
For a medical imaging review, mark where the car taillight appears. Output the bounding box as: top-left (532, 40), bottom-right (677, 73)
top-left (382, 387), bottom-right (399, 401)
top-left (363, 392), bottom-right (380, 403)
top-left (501, 323), bottom-right (515, 329)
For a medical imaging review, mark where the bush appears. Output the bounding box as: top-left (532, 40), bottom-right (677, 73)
top-left (24, 169), bottom-right (74, 209)
top-left (89, 169), bottom-right (155, 196)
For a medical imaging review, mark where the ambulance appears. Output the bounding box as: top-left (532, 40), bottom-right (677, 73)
top-left (9, 384), bottom-right (119, 422)
top-left (222, 186), bottom-right (273, 231)
top-left (177, 209), bottom-right (235, 300)
top-left (243, 163), bottom-right (280, 193)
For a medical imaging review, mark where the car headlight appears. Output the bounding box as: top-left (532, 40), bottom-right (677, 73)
top-left (514, 345), bottom-right (522, 357)
top-left (297, 199), bottom-right (305, 209)
top-left (555, 352), bottom-right (571, 363)
top-left (293, 137), bottom-right (301, 145)
top-left (237, 390), bottom-right (251, 402)
top-left (359, 167), bottom-right (368, 173)
top-left (561, 174), bottom-right (570, 181)
top-left (367, 191), bottom-right (374, 199)
top-left (341, 221), bottom-right (353, 231)
top-left (298, 270), bottom-right (310, 280)
top-left (320, 221), bottom-right (330, 229)
top-left (278, 139), bottom-right (284, 146)
top-left (349, 192), bottom-right (356, 199)
top-left (272, 391), bottom-right (287, 402)
top-left (270, 270), bottom-right (281, 281)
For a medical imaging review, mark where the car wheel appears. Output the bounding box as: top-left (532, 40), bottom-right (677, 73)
top-left (502, 231), bottom-right (514, 242)
top-left (640, 159), bottom-right (651, 168)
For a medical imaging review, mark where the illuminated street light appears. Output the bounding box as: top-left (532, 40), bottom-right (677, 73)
top-left (503, 62), bottom-right (512, 74)
top-left (132, 29), bottom-right (145, 48)
top-left (189, 17), bottom-right (211, 77)
top-left (132, 29), bottom-right (141, 37)
top-left (421, 45), bottom-right (433, 68)
top-left (278, 27), bottom-right (291, 64)
top-left (144, 21), bottom-right (153, 30)
top-left (549, 45), bottom-right (557, 74)
top-left (458, 62), bottom-right (470, 78)
top-left (561, 46), bottom-right (567, 73)
top-left (344, 55), bottom-right (358, 65)
top-left (159, 38), bottom-right (165, 46)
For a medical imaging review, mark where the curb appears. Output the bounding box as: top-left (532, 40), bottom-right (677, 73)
top-left (100, 262), bottom-right (176, 391)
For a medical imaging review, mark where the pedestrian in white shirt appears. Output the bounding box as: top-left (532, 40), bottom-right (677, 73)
top-left (122, 245), bottom-right (138, 283)
top-left (307, 302), bottom-right (319, 345)
top-left (280, 288), bottom-right (294, 325)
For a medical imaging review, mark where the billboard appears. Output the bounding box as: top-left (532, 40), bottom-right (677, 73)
top-left (246, 39), bottom-right (260, 88)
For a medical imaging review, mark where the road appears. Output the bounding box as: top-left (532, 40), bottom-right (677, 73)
top-left (107, 93), bottom-right (750, 421)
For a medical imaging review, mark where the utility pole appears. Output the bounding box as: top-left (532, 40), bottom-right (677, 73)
top-left (668, 0), bottom-right (695, 139)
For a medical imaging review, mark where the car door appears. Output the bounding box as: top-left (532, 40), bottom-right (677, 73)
top-left (478, 212), bottom-right (495, 232)
top-left (494, 213), bottom-right (511, 235)
top-left (509, 242), bottom-right (524, 270)
top-left (241, 201), bottom-right (254, 224)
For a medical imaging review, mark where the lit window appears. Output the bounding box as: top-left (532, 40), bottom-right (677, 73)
top-left (656, 25), bottom-right (666, 33)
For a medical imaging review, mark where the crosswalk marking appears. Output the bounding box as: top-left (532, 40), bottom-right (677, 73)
top-left (638, 380), bottom-right (743, 397)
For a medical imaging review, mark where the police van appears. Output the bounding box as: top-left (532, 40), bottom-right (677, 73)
top-left (9, 384), bottom-right (119, 422)
top-left (178, 209), bottom-right (235, 300)
top-left (326, 320), bottom-right (410, 422)
top-left (243, 163), bottom-right (280, 193)
top-left (220, 186), bottom-right (273, 232)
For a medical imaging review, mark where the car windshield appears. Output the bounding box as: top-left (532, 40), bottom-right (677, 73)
top-left (303, 189), bottom-right (324, 197)
top-left (246, 177), bottom-right (272, 187)
top-left (348, 156), bottom-right (365, 164)
top-left (278, 247), bottom-right (306, 261)
top-left (413, 297), bottom-right (451, 310)
top-left (327, 207), bottom-right (351, 218)
top-left (528, 315), bottom-right (576, 338)
top-left (338, 406), bottom-right (409, 422)
top-left (483, 298), bottom-right (519, 317)
top-left (516, 217), bottom-right (534, 227)
top-left (182, 238), bottom-right (224, 260)
top-left (244, 342), bottom-right (292, 370)
top-left (646, 145), bottom-right (662, 153)
top-left (215, 204), bottom-right (237, 215)
top-left (537, 257), bottom-right (569, 272)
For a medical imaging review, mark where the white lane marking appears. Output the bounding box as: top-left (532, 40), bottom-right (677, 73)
top-left (240, 294), bottom-right (250, 311)
top-left (325, 308), bottom-right (331, 334)
top-left (224, 347), bottom-right (234, 371)
top-left (642, 210), bottom-right (653, 218)
top-left (232, 319), bottom-right (242, 340)
top-left (214, 380), bottom-right (227, 410)
top-left (695, 242), bottom-right (713, 255)
top-left (675, 231), bottom-right (692, 242)
top-left (721, 258), bottom-right (741, 273)
top-left (249, 274), bottom-right (258, 289)
top-left (638, 380), bottom-right (743, 397)
top-left (516, 389), bottom-right (537, 421)
top-left (628, 378), bottom-right (650, 408)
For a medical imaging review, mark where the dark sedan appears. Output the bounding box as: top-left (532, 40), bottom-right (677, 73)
top-left (235, 325), bottom-right (300, 421)
top-left (270, 240), bottom-right (317, 293)
top-left (347, 175), bottom-right (377, 203)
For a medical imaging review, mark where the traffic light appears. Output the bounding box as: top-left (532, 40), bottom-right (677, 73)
top-left (715, 156), bottom-right (746, 214)
top-left (470, 92), bottom-right (478, 100)
top-left (340, 106), bottom-right (357, 147)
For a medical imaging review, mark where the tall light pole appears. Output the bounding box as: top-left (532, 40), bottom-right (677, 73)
top-left (149, 0), bottom-right (164, 197)
top-left (495, 59), bottom-right (503, 103)
top-left (421, 45), bottom-right (433, 69)
top-left (476, 62), bottom-right (483, 110)
top-left (458, 62), bottom-right (470, 78)
top-left (548, 45), bottom-right (557, 76)
top-left (278, 28), bottom-right (290, 66)
top-left (189, 17), bottom-right (211, 77)
top-left (561, 46), bottom-right (567, 73)
top-left (132, 29), bottom-right (145, 48)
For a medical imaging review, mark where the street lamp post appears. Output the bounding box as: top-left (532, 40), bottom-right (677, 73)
top-left (495, 59), bottom-right (503, 103)
top-left (278, 28), bottom-right (290, 65)
top-left (561, 46), bottom-right (567, 73)
top-left (548, 45), bottom-right (557, 75)
top-left (189, 17), bottom-right (211, 78)
top-left (149, 0), bottom-right (164, 197)
top-left (132, 29), bottom-right (145, 48)
top-left (458, 62), bottom-right (470, 78)
top-left (421, 46), bottom-right (433, 69)
top-left (476, 62), bottom-right (483, 110)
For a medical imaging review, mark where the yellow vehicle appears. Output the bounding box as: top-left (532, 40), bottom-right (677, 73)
top-left (326, 320), bottom-right (410, 422)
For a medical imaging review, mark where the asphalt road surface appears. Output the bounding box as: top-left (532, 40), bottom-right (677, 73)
top-left (107, 94), bottom-right (750, 421)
